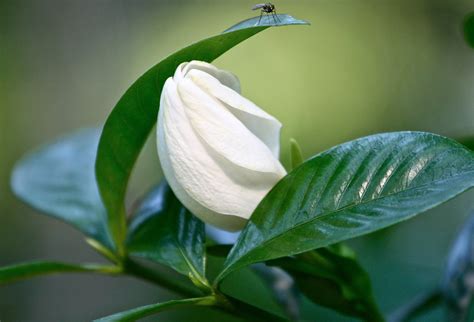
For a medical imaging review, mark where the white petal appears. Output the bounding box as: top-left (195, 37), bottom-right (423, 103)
top-left (183, 60), bottom-right (241, 93)
top-left (177, 76), bottom-right (286, 176)
top-left (157, 78), bottom-right (280, 231)
top-left (184, 69), bottom-right (282, 158)
top-left (157, 62), bottom-right (287, 231)
top-left (173, 62), bottom-right (188, 83)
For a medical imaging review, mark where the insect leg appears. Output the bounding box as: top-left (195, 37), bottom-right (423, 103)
top-left (273, 10), bottom-right (281, 23)
top-left (258, 11), bottom-right (263, 25)
top-left (270, 12), bottom-right (276, 24)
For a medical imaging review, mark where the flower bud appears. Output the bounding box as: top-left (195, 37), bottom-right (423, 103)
top-left (157, 61), bottom-right (286, 231)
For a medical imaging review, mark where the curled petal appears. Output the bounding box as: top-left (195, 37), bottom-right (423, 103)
top-left (157, 61), bottom-right (286, 231)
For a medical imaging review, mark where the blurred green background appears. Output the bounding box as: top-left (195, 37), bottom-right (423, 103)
top-left (1, 0), bottom-right (474, 321)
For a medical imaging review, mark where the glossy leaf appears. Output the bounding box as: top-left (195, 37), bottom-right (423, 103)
top-left (11, 128), bottom-right (113, 249)
top-left (95, 296), bottom-right (216, 322)
top-left (443, 211), bottom-right (474, 321)
top-left (126, 182), bottom-right (208, 288)
top-left (0, 261), bottom-right (119, 285)
top-left (269, 245), bottom-right (383, 321)
top-left (95, 15), bottom-right (308, 254)
top-left (218, 132), bottom-right (474, 281)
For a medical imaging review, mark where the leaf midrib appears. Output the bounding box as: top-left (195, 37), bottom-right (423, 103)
top-left (174, 234), bottom-right (206, 284)
top-left (224, 168), bottom-right (474, 274)
top-left (171, 209), bottom-right (206, 284)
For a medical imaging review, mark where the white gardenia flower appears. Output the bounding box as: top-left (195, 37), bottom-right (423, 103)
top-left (157, 61), bottom-right (287, 231)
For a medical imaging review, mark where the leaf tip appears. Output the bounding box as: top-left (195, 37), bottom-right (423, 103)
top-left (223, 14), bottom-right (310, 33)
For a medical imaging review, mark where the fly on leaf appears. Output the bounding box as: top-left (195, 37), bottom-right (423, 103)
top-left (252, 3), bottom-right (281, 25)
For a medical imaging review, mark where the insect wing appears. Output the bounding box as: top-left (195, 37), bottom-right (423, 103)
top-left (252, 3), bottom-right (266, 10)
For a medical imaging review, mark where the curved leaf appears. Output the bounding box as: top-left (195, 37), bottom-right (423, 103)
top-left (269, 246), bottom-right (383, 321)
top-left (0, 261), bottom-right (119, 285)
top-left (443, 211), bottom-right (474, 321)
top-left (94, 296), bottom-right (216, 322)
top-left (218, 132), bottom-right (474, 282)
top-left (95, 15), bottom-right (309, 254)
top-left (11, 128), bottom-right (113, 249)
top-left (126, 182), bottom-right (208, 289)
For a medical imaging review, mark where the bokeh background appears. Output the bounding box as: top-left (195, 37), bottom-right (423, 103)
top-left (1, 0), bottom-right (474, 321)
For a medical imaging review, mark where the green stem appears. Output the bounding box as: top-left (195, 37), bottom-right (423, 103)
top-left (85, 237), bottom-right (122, 264)
top-left (123, 258), bottom-right (202, 298)
top-left (124, 258), bottom-right (288, 321)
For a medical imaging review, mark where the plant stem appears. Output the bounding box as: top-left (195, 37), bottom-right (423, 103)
top-left (85, 238), bottom-right (122, 264)
top-left (123, 258), bottom-right (202, 298)
top-left (123, 258), bottom-right (289, 321)
top-left (388, 288), bottom-right (442, 322)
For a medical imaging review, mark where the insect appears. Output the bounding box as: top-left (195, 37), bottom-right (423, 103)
top-left (252, 3), bottom-right (281, 25)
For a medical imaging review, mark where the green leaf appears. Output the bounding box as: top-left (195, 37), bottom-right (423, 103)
top-left (218, 132), bottom-right (474, 282)
top-left (95, 15), bottom-right (309, 255)
top-left (126, 182), bottom-right (208, 289)
top-left (11, 128), bottom-right (113, 250)
top-left (269, 246), bottom-right (383, 321)
top-left (0, 261), bottom-right (119, 285)
top-left (208, 243), bottom-right (379, 319)
top-left (290, 138), bottom-right (304, 170)
top-left (463, 12), bottom-right (474, 49)
top-left (94, 296), bottom-right (216, 322)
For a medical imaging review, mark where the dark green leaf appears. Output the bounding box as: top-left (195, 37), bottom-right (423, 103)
top-left (0, 261), bottom-right (119, 285)
top-left (11, 128), bottom-right (113, 249)
top-left (94, 296), bottom-right (216, 322)
top-left (127, 182), bottom-right (208, 289)
top-left (443, 211), bottom-right (474, 321)
top-left (270, 246), bottom-right (383, 321)
top-left (95, 15), bottom-right (309, 255)
top-left (463, 12), bottom-right (474, 49)
top-left (218, 132), bottom-right (474, 282)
